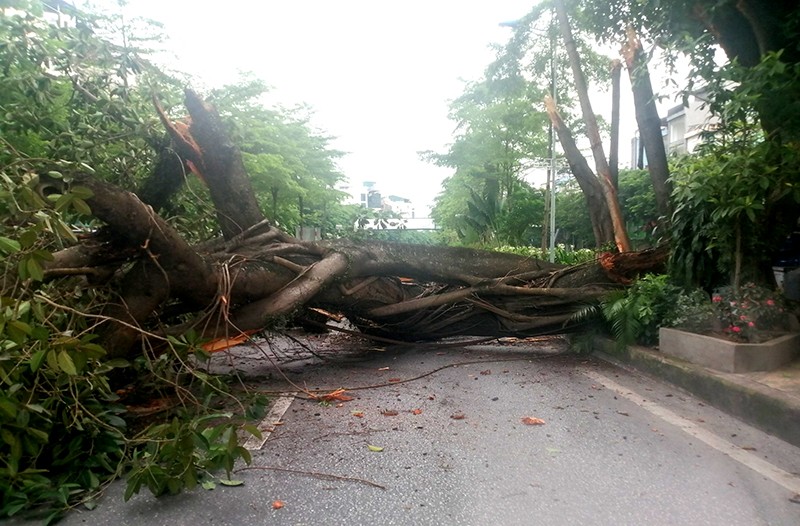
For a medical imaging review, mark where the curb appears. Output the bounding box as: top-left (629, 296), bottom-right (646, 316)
top-left (593, 339), bottom-right (800, 449)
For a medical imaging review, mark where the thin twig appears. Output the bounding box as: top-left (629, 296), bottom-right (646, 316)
top-left (255, 352), bottom-right (568, 397)
top-left (234, 465), bottom-right (387, 490)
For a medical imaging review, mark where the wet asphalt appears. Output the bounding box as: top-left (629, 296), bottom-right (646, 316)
top-left (15, 335), bottom-right (800, 525)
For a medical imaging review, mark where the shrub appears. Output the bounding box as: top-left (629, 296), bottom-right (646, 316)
top-left (601, 274), bottom-right (680, 348)
top-left (710, 283), bottom-right (788, 342)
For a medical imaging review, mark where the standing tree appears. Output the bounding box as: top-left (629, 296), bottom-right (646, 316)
top-left (620, 28), bottom-right (672, 220)
top-left (553, 0), bottom-right (632, 252)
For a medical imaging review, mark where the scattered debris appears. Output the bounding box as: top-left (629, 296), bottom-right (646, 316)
top-left (521, 417), bottom-right (546, 426)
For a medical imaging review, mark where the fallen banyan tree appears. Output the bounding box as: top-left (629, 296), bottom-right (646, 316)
top-left (42, 90), bottom-right (668, 359)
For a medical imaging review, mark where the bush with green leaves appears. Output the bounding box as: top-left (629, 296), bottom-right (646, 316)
top-left (495, 244), bottom-right (597, 266)
top-left (601, 274), bottom-right (713, 349)
top-left (669, 53), bottom-right (800, 291)
top-left (710, 283), bottom-right (788, 342)
top-left (602, 274), bottom-right (675, 348)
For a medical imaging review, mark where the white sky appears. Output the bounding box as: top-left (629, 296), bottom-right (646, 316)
top-left (123, 1), bottom-right (653, 214)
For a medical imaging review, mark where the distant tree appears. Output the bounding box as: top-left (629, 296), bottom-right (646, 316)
top-left (425, 68), bottom-right (550, 246)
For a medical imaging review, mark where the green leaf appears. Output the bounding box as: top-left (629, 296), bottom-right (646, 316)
top-left (0, 236), bottom-right (21, 254)
top-left (57, 351), bottom-right (77, 375)
top-left (69, 186), bottom-right (94, 200)
top-left (26, 258), bottom-right (44, 282)
top-left (201, 480), bottom-right (216, 490)
top-left (367, 444), bottom-right (384, 452)
top-left (218, 479), bottom-right (244, 487)
top-left (72, 198), bottom-right (92, 216)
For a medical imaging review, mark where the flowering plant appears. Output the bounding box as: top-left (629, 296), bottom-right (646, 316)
top-left (711, 283), bottom-right (788, 342)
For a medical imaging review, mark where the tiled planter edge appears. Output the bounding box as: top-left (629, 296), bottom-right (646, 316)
top-left (658, 327), bottom-right (800, 373)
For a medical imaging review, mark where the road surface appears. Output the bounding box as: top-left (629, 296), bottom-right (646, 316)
top-left (38, 335), bottom-right (800, 525)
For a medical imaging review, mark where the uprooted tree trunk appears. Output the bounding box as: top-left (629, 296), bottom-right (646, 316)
top-left (44, 90), bottom-right (668, 359)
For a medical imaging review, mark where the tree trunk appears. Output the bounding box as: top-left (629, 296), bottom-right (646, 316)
top-left (155, 89), bottom-right (264, 239)
top-left (622, 28), bottom-right (672, 220)
top-left (41, 91), bottom-right (669, 359)
top-left (545, 96), bottom-right (614, 247)
top-left (554, 0), bottom-right (632, 252)
top-left (609, 59), bottom-right (621, 191)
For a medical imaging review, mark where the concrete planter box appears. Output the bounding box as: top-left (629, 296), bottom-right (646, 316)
top-left (659, 327), bottom-right (800, 373)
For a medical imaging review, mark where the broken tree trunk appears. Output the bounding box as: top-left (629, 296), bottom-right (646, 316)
top-left (43, 91), bottom-right (669, 359)
top-left (621, 28), bottom-right (672, 221)
top-left (554, 0), bottom-right (631, 253)
top-left (544, 95), bottom-right (614, 248)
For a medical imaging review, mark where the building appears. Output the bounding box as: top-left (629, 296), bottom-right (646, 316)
top-left (631, 89), bottom-right (718, 168)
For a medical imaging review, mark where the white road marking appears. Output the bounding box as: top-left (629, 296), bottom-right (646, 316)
top-left (243, 394), bottom-right (296, 451)
top-left (583, 370), bottom-right (800, 494)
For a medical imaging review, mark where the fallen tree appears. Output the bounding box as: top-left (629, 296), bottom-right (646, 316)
top-left (40, 90), bottom-right (668, 359)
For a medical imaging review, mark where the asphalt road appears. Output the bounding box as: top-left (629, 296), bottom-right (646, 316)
top-left (29, 335), bottom-right (800, 525)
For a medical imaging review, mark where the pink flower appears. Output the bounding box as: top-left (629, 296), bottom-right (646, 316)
top-left (740, 315), bottom-right (748, 320)
top-left (712, 295), bottom-right (722, 303)
top-left (731, 326), bottom-right (742, 333)
top-left (748, 321), bottom-right (755, 327)
top-left (766, 299), bottom-right (775, 306)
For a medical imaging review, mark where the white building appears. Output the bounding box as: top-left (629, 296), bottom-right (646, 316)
top-left (631, 89), bottom-right (719, 167)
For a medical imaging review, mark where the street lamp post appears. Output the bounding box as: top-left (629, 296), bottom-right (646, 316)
top-left (548, 25), bottom-right (557, 263)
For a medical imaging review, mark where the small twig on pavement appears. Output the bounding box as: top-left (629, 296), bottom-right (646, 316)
top-left (234, 465), bottom-right (387, 490)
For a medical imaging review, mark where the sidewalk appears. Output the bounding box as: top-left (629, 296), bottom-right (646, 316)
top-left (594, 340), bottom-right (800, 449)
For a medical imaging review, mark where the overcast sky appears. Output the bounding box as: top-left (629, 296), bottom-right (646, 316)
top-left (125, 1), bottom-right (644, 213)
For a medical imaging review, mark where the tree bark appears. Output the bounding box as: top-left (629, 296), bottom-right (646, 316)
top-left (155, 90), bottom-right (265, 239)
top-left (554, 0), bottom-right (632, 252)
top-left (622, 28), bottom-right (672, 220)
top-left (545, 96), bottom-right (614, 247)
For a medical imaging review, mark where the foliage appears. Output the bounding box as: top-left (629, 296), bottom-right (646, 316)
top-left (600, 274), bottom-right (682, 348)
top-left (0, 4), bottom-right (278, 520)
top-left (494, 244), bottom-right (596, 266)
top-left (669, 123), bottom-right (800, 289)
top-left (711, 283), bottom-right (788, 343)
top-left (617, 169), bottom-right (660, 248)
top-left (208, 76), bottom-right (347, 236)
top-left (551, 177), bottom-right (595, 248)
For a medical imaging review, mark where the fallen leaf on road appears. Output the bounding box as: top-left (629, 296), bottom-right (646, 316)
top-left (450, 412), bottom-right (466, 420)
top-left (521, 416), bottom-right (546, 425)
top-left (314, 388), bottom-right (354, 402)
top-left (616, 411), bottom-right (629, 417)
top-left (351, 411), bottom-right (364, 418)
top-left (789, 494), bottom-right (800, 505)
top-left (219, 479), bottom-right (244, 487)
top-left (382, 410), bottom-right (399, 416)
top-left (741, 446), bottom-right (757, 451)
top-left (378, 367), bottom-right (390, 371)
top-left (388, 378), bottom-right (402, 383)
top-left (411, 408), bottom-right (422, 415)
top-left (367, 444), bottom-right (384, 452)
top-left (480, 369), bottom-right (491, 375)
top-left (272, 500), bottom-right (284, 509)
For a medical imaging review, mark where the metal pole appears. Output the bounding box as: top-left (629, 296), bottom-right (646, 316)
top-left (548, 24), bottom-right (557, 263)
